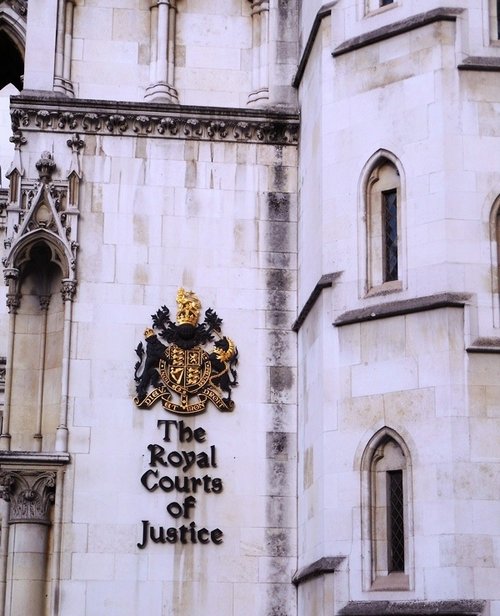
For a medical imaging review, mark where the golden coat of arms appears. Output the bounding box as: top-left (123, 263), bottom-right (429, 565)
top-left (134, 289), bottom-right (238, 415)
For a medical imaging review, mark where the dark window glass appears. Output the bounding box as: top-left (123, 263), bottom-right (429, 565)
top-left (380, 0), bottom-right (394, 6)
top-left (0, 31), bottom-right (23, 91)
top-left (387, 470), bottom-right (404, 572)
top-left (497, 0), bottom-right (500, 38)
top-left (382, 189), bottom-right (398, 281)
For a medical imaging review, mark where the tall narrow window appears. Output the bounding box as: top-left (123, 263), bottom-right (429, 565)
top-left (364, 156), bottom-right (403, 294)
top-left (360, 428), bottom-right (413, 591)
top-left (382, 188), bottom-right (398, 281)
top-left (387, 469), bottom-right (404, 572)
top-left (497, 0), bottom-right (500, 38)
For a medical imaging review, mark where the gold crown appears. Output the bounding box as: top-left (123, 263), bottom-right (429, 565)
top-left (176, 288), bottom-right (201, 326)
top-left (144, 327), bottom-right (155, 339)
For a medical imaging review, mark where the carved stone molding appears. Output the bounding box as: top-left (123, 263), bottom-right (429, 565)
top-left (0, 470), bottom-right (56, 525)
top-left (0, 0), bottom-right (27, 17)
top-left (10, 95), bottom-right (299, 145)
top-left (61, 278), bottom-right (77, 302)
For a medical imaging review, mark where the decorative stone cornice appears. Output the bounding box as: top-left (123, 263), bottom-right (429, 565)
top-left (0, 470), bottom-right (56, 525)
top-left (10, 95), bottom-right (299, 145)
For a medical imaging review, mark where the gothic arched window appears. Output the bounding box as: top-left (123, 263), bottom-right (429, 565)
top-left (361, 152), bottom-right (405, 296)
top-left (360, 428), bottom-right (413, 591)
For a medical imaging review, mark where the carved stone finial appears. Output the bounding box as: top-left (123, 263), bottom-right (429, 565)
top-left (9, 130), bottom-right (27, 151)
top-left (0, 471), bottom-right (56, 525)
top-left (66, 133), bottom-right (85, 154)
top-left (35, 151), bottom-right (56, 183)
top-left (61, 279), bottom-right (77, 302)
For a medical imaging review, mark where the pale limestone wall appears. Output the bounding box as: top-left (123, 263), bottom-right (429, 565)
top-left (7, 124), bottom-right (298, 615)
top-left (297, 2), bottom-right (500, 615)
top-left (21, 0), bottom-right (297, 108)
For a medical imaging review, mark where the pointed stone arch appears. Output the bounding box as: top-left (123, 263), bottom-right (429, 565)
top-left (359, 426), bottom-right (414, 591)
top-left (358, 149), bottom-right (407, 297)
top-left (0, 5), bottom-right (26, 90)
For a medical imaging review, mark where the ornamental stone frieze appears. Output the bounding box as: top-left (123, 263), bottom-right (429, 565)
top-left (0, 470), bottom-right (55, 525)
top-left (10, 95), bottom-right (299, 145)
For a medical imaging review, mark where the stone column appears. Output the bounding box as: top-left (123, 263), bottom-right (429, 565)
top-left (55, 280), bottom-right (76, 453)
top-left (247, 0), bottom-right (270, 106)
top-left (0, 270), bottom-right (20, 451)
top-left (54, 0), bottom-right (75, 96)
top-left (0, 471), bottom-right (55, 616)
top-left (144, 0), bottom-right (179, 103)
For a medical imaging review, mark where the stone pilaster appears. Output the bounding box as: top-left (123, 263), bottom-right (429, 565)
top-left (0, 470), bottom-right (56, 616)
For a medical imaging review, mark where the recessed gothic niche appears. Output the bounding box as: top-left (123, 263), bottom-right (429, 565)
top-left (2, 147), bottom-right (81, 453)
top-left (8, 240), bottom-right (66, 451)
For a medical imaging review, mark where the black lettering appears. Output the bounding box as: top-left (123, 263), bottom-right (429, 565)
top-left (181, 450), bottom-right (196, 472)
top-left (166, 527), bottom-right (177, 543)
top-left (179, 525), bottom-right (189, 544)
top-left (198, 528), bottom-right (210, 544)
top-left (211, 478), bottom-right (223, 494)
top-left (188, 521), bottom-right (197, 543)
top-left (166, 501), bottom-right (183, 518)
top-left (174, 476), bottom-right (190, 492)
top-left (177, 420), bottom-right (196, 442)
top-left (159, 475), bottom-right (175, 492)
top-left (183, 496), bottom-right (197, 518)
top-left (148, 444), bottom-right (167, 467)
top-left (190, 477), bottom-right (203, 492)
top-left (140, 469), bottom-right (159, 492)
top-left (157, 420), bottom-right (177, 442)
top-left (150, 525), bottom-right (166, 544)
top-left (211, 528), bottom-right (224, 544)
top-left (197, 452), bottom-right (209, 468)
top-left (167, 451), bottom-right (183, 467)
top-left (193, 427), bottom-right (206, 442)
top-left (202, 475), bottom-right (212, 493)
top-left (137, 520), bottom-right (149, 549)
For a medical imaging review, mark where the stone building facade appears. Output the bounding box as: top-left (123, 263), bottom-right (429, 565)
top-left (0, 1), bottom-right (498, 615)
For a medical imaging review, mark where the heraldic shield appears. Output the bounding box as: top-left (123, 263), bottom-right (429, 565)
top-left (134, 289), bottom-right (238, 415)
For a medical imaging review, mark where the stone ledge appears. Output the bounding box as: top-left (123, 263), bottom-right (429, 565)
top-left (467, 337), bottom-right (500, 353)
top-left (334, 292), bottom-right (472, 326)
top-left (10, 94), bottom-right (300, 145)
top-left (0, 451), bottom-right (71, 466)
top-left (458, 56), bottom-right (500, 72)
top-left (293, 2), bottom-right (336, 88)
top-left (292, 556), bottom-right (345, 586)
top-left (338, 600), bottom-right (486, 616)
top-left (292, 272), bottom-right (341, 332)
top-left (332, 7), bottom-right (463, 57)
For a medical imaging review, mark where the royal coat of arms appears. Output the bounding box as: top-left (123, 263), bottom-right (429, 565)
top-left (134, 289), bottom-right (238, 414)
